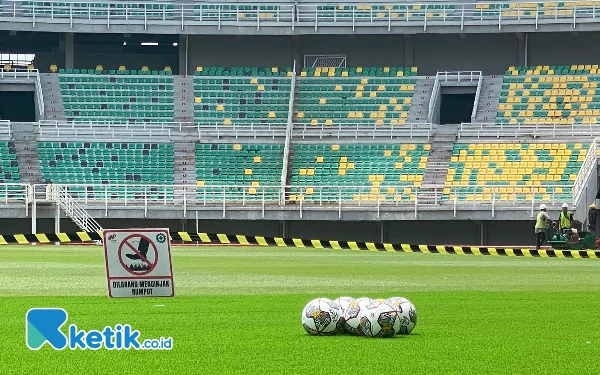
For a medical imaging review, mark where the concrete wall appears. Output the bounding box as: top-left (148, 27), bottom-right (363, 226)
top-left (19, 30), bottom-right (600, 74)
top-left (187, 35), bottom-right (294, 74)
top-left (2, 218), bottom-right (537, 246)
top-left (527, 32), bottom-right (600, 67)
top-left (414, 33), bottom-right (521, 76)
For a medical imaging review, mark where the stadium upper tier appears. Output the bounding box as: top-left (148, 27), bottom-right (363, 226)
top-left (497, 65), bottom-right (600, 125)
top-left (290, 143), bottom-right (430, 202)
top-left (38, 141), bottom-right (174, 198)
top-left (296, 67), bottom-right (417, 127)
top-left (194, 67), bottom-right (292, 125)
top-left (196, 143), bottom-right (284, 199)
top-left (59, 69), bottom-right (174, 124)
top-left (445, 143), bottom-right (587, 202)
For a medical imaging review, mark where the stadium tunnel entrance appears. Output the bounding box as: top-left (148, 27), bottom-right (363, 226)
top-left (0, 90), bottom-right (35, 122)
top-left (438, 87), bottom-right (476, 125)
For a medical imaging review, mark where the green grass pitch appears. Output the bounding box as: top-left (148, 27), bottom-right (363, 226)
top-left (1, 245), bottom-right (600, 374)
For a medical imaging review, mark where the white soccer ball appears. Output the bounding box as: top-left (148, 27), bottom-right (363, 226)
top-left (385, 296), bottom-right (410, 311)
top-left (359, 301), bottom-right (400, 338)
top-left (342, 299), bottom-right (363, 335)
top-left (397, 301), bottom-right (417, 335)
top-left (301, 298), bottom-right (343, 336)
top-left (334, 296), bottom-right (355, 316)
top-left (355, 297), bottom-right (372, 309)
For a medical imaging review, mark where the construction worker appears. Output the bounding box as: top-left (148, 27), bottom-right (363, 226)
top-left (558, 203), bottom-right (574, 238)
top-left (588, 204), bottom-right (597, 235)
top-left (535, 204), bottom-right (552, 250)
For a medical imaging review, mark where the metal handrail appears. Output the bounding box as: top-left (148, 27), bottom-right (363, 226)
top-left (281, 60), bottom-right (297, 204)
top-left (459, 122), bottom-right (600, 139)
top-left (471, 74), bottom-right (484, 122)
top-left (2, 1), bottom-right (600, 32)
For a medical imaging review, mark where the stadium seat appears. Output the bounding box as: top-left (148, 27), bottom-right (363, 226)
top-left (196, 143), bottom-right (283, 200)
top-left (59, 70), bottom-right (174, 124)
top-left (296, 67), bottom-right (418, 127)
top-left (445, 143), bottom-right (589, 202)
top-left (0, 141), bottom-right (22, 198)
top-left (497, 65), bottom-right (600, 125)
top-left (38, 142), bottom-right (174, 200)
top-left (194, 67), bottom-right (292, 126)
top-left (290, 143), bottom-right (430, 202)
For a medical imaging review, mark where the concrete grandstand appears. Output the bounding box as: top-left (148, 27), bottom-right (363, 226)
top-left (0, 0), bottom-right (598, 246)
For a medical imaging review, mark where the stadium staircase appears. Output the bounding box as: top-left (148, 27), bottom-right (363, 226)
top-left (473, 76), bottom-right (504, 123)
top-left (421, 124), bottom-right (460, 188)
top-left (52, 185), bottom-right (103, 232)
top-left (173, 75), bottom-right (195, 123)
top-left (41, 74), bottom-right (66, 121)
top-left (12, 122), bottom-right (43, 184)
top-left (406, 77), bottom-right (434, 123)
top-left (171, 131), bottom-right (197, 186)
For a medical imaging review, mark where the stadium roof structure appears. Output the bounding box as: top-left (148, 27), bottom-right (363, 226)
top-left (2, 0), bottom-right (600, 35)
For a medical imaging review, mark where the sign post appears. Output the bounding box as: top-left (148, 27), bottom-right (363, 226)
top-left (103, 229), bottom-right (175, 298)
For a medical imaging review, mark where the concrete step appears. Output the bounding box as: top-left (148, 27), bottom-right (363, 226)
top-left (474, 76), bottom-right (504, 123)
top-left (11, 122), bottom-right (44, 184)
top-left (173, 75), bottom-right (195, 123)
top-left (41, 73), bottom-right (66, 121)
top-left (407, 77), bottom-right (434, 123)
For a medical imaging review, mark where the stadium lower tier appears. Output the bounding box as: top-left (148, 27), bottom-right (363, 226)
top-left (196, 143), bottom-right (284, 200)
top-left (289, 143), bottom-right (430, 202)
top-left (443, 142), bottom-right (588, 202)
top-left (38, 141), bottom-right (174, 198)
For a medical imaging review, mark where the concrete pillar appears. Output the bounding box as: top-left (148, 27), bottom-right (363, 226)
top-left (479, 221), bottom-right (488, 246)
top-left (64, 33), bottom-right (74, 69)
top-left (403, 35), bottom-right (414, 68)
top-left (280, 221), bottom-right (287, 238)
top-left (178, 35), bottom-right (188, 75)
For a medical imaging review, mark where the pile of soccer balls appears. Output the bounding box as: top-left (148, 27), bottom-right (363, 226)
top-left (301, 296), bottom-right (417, 338)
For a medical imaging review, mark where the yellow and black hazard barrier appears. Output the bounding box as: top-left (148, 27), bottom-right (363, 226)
top-left (1, 230), bottom-right (599, 259)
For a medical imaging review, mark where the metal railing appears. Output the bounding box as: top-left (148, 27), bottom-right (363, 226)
top-left (459, 122), bottom-right (600, 139)
top-left (19, 182), bottom-right (582, 218)
top-left (0, 68), bottom-right (44, 120)
top-left (52, 185), bottom-right (103, 232)
top-left (3, 1), bottom-right (600, 32)
top-left (0, 121), bottom-right (11, 139)
top-left (471, 74), bottom-right (484, 123)
top-left (437, 71), bottom-right (482, 84)
top-left (281, 61), bottom-right (297, 204)
top-left (196, 123), bottom-right (287, 139)
top-left (427, 75), bottom-right (440, 123)
top-left (572, 138), bottom-right (598, 205)
top-left (37, 121), bottom-right (173, 139)
top-left (292, 122), bottom-right (433, 140)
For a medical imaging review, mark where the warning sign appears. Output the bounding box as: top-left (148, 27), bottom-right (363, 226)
top-left (103, 229), bottom-right (174, 298)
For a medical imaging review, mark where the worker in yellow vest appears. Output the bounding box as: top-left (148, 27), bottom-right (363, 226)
top-left (558, 203), bottom-right (574, 238)
top-left (535, 204), bottom-right (552, 250)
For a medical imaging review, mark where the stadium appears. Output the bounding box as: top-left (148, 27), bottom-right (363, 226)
top-left (1, 1), bottom-right (600, 373)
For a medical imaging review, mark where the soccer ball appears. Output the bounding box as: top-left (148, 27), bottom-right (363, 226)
top-left (334, 296), bottom-right (355, 316)
top-left (342, 299), bottom-right (363, 335)
top-left (385, 296), bottom-right (410, 310)
top-left (301, 298), bottom-right (343, 336)
top-left (397, 301), bottom-right (417, 335)
top-left (359, 301), bottom-right (400, 338)
top-left (355, 297), bottom-right (372, 309)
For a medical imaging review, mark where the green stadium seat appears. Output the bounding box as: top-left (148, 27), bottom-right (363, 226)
top-left (196, 143), bottom-right (283, 200)
top-left (289, 143), bottom-right (430, 202)
top-left (38, 142), bottom-right (174, 200)
top-left (59, 71), bottom-right (174, 124)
